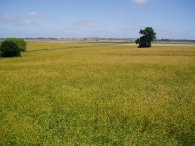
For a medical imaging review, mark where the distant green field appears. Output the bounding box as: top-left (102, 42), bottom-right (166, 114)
top-left (0, 41), bottom-right (195, 145)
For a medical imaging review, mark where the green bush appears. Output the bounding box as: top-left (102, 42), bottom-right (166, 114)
top-left (0, 40), bottom-right (21, 57)
top-left (6, 38), bottom-right (26, 52)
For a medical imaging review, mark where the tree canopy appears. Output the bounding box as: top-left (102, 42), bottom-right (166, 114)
top-left (6, 38), bottom-right (26, 52)
top-left (0, 40), bottom-right (21, 57)
top-left (135, 27), bottom-right (156, 48)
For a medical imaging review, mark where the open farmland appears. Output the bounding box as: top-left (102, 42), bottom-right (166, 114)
top-left (0, 41), bottom-right (195, 145)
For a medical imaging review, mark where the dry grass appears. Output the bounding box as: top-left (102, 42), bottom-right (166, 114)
top-left (0, 41), bottom-right (195, 145)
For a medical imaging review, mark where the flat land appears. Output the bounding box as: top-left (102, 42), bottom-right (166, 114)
top-left (0, 42), bottom-right (195, 145)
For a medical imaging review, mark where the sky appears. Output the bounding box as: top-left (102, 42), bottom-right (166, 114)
top-left (0, 0), bottom-right (195, 39)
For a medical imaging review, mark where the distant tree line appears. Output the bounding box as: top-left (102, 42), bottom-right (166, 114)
top-left (158, 39), bottom-right (195, 43)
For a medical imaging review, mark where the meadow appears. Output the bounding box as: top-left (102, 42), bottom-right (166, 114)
top-left (0, 41), bottom-right (195, 145)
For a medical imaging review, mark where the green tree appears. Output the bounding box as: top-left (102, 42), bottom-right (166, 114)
top-left (0, 40), bottom-right (21, 57)
top-left (135, 27), bottom-right (156, 48)
top-left (6, 38), bottom-right (26, 52)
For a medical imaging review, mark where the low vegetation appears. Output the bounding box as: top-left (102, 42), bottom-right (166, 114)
top-left (0, 41), bottom-right (194, 145)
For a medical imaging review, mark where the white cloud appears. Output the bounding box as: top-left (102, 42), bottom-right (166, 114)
top-left (133, 0), bottom-right (149, 4)
top-left (61, 20), bottom-right (108, 37)
top-left (0, 14), bottom-right (33, 26)
top-left (20, 19), bottom-right (33, 25)
top-left (71, 20), bottom-right (98, 28)
top-left (0, 14), bottom-right (18, 23)
top-left (28, 11), bottom-right (39, 16)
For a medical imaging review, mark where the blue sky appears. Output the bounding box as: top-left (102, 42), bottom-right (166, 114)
top-left (0, 0), bottom-right (195, 39)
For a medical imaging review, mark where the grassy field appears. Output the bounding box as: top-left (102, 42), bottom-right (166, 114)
top-left (0, 41), bottom-right (195, 145)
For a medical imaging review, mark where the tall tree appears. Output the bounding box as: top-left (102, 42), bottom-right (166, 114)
top-left (135, 27), bottom-right (156, 48)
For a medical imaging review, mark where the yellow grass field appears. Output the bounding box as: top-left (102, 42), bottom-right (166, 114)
top-left (0, 41), bottom-right (195, 145)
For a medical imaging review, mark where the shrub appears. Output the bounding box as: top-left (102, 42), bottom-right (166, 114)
top-left (0, 40), bottom-right (21, 57)
top-left (6, 38), bottom-right (26, 52)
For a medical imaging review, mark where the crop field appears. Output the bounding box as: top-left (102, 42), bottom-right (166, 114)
top-left (0, 41), bottom-right (195, 145)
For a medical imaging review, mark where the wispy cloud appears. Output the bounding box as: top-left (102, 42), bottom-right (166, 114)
top-left (0, 14), bottom-right (38, 26)
top-left (28, 11), bottom-right (39, 16)
top-left (60, 20), bottom-right (109, 37)
top-left (71, 20), bottom-right (98, 29)
top-left (133, 0), bottom-right (149, 5)
top-left (0, 14), bottom-right (18, 23)
top-left (20, 19), bottom-right (33, 25)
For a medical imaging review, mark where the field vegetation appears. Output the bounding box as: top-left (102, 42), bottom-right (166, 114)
top-left (0, 41), bottom-right (195, 145)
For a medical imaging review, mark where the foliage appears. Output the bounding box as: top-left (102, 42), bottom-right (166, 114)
top-left (0, 40), bottom-right (2, 48)
top-left (136, 27), bottom-right (156, 48)
top-left (0, 42), bottom-right (194, 145)
top-left (0, 40), bottom-right (21, 57)
top-left (6, 38), bottom-right (26, 52)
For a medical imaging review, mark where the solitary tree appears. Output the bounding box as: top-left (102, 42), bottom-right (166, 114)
top-left (135, 27), bottom-right (156, 48)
